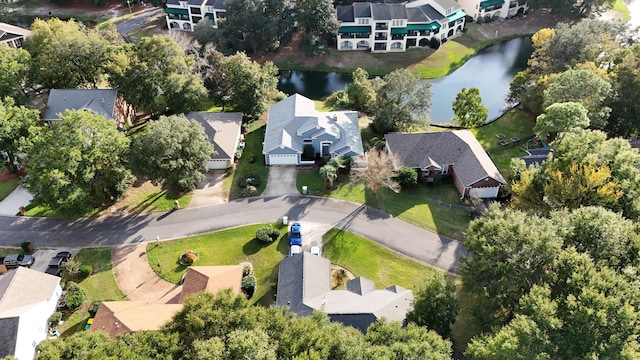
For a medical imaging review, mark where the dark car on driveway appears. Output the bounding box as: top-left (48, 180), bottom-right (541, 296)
top-left (289, 222), bottom-right (302, 246)
top-left (3, 254), bottom-right (35, 269)
top-left (45, 253), bottom-right (71, 277)
top-left (55, 251), bottom-right (72, 261)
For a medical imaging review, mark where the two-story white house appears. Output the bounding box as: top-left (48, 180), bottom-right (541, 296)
top-left (456, 0), bottom-right (528, 21)
top-left (336, 0), bottom-right (465, 53)
top-left (165, 0), bottom-right (226, 31)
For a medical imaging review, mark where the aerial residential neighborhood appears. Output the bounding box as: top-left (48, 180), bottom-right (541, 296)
top-left (1, 0), bottom-right (640, 358)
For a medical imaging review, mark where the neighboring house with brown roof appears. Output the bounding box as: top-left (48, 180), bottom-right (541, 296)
top-left (91, 265), bottom-right (244, 338)
top-left (90, 301), bottom-right (183, 338)
top-left (180, 265), bottom-right (244, 303)
top-left (385, 130), bottom-right (506, 199)
top-left (43, 89), bottom-right (135, 130)
top-left (0, 267), bottom-right (62, 360)
top-left (276, 252), bottom-right (413, 332)
top-left (0, 22), bottom-right (32, 49)
top-left (186, 112), bottom-right (244, 170)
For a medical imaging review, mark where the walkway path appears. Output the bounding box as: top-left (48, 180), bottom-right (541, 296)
top-left (0, 195), bottom-right (467, 273)
top-left (112, 243), bottom-right (181, 304)
top-left (0, 185), bottom-right (32, 216)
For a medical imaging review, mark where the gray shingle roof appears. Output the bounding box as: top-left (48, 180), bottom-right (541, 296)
top-left (353, 2), bottom-right (372, 18)
top-left (205, 0), bottom-right (225, 9)
top-left (276, 255), bottom-right (413, 332)
top-left (337, 5), bottom-right (355, 22)
top-left (263, 94), bottom-right (364, 158)
top-left (0, 317), bottom-right (18, 359)
top-left (371, 3), bottom-right (391, 20)
top-left (520, 148), bottom-right (553, 167)
top-left (389, 4), bottom-right (408, 19)
top-left (385, 130), bottom-right (506, 186)
top-left (44, 89), bottom-right (118, 122)
top-left (186, 112), bottom-right (243, 161)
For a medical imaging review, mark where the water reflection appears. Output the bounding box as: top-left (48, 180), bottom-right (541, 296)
top-left (277, 37), bottom-right (533, 125)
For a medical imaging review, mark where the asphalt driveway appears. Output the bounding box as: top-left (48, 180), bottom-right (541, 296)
top-left (263, 166), bottom-right (299, 196)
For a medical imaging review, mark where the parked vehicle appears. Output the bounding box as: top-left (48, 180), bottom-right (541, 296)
top-left (45, 266), bottom-right (62, 277)
top-left (45, 253), bottom-right (71, 277)
top-left (54, 251), bottom-right (72, 261)
top-left (289, 245), bottom-right (301, 256)
top-left (3, 254), bottom-right (35, 269)
top-left (289, 222), bottom-right (302, 246)
top-left (310, 246), bottom-right (321, 256)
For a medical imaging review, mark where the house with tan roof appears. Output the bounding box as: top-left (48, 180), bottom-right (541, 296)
top-left (0, 22), bottom-right (32, 49)
top-left (0, 267), bottom-right (62, 360)
top-left (276, 252), bottom-right (413, 332)
top-left (385, 130), bottom-right (506, 198)
top-left (91, 265), bottom-right (244, 338)
top-left (186, 112), bottom-right (244, 170)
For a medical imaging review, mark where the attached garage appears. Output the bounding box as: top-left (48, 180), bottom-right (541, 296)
top-left (207, 159), bottom-right (231, 170)
top-left (267, 154), bottom-right (298, 165)
top-left (468, 186), bottom-right (500, 199)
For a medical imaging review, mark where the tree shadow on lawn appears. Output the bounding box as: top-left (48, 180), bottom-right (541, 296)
top-left (242, 233), bottom-right (288, 256)
top-left (128, 189), bottom-right (167, 214)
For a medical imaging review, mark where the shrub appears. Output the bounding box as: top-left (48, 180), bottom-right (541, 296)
top-left (61, 259), bottom-right (81, 278)
top-left (240, 262), bottom-right (254, 276)
top-left (241, 275), bottom-right (257, 299)
top-left (256, 227), bottom-right (279, 242)
top-left (79, 265), bottom-right (93, 278)
top-left (20, 241), bottom-right (33, 253)
top-left (245, 175), bottom-right (262, 188)
top-left (88, 301), bottom-right (102, 317)
top-left (240, 185), bottom-right (258, 197)
top-left (396, 167), bottom-right (418, 188)
top-left (429, 37), bottom-right (441, 49)
top-left (48, 312), bottom-right (62, 325)
top-left (65, 283), bottom-right (85, 310)
top-left (180, 249), bottom-right (199, 266)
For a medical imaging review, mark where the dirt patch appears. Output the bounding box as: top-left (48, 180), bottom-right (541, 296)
top-left (7, 0), bottom-right (145, 19)
top-left (474, 9), bottom-right (569, 40)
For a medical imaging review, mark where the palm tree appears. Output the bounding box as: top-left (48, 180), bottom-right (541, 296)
top-left (319, 164), bottom-right (337, 189)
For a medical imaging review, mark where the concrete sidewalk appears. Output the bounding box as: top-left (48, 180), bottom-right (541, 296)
top-left (0, 185), bottom-right (33, 216)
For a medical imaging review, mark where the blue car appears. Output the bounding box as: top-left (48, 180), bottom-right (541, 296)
top-left (289, 222), bottom-right (302, 245)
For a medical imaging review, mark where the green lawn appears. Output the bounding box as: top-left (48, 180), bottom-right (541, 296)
top-left (57, 248), bottom-right (127, 336)
top-left (0, 248), bottom-right (23, 257)
top-left (146, 224), bottom-right (288, 306)
top-left (226, 124), bottom-right (270, 198)
top-left (322, 228), bottom-right (442, 290)
top-left (0, 178), bottom-right (19, 202)
top-left (298, 170), bottom-right (471, 240)
top-left (611, 0), bottom-right (632, 21)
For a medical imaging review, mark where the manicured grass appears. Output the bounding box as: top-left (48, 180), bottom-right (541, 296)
top-left (146, 224), bottom-right (288, 306)
top-left (106, 181), bottom-right (192, 214)
top-left (471, 108), bottom-right (536, 177)
top-left (57, 248), bottom-right (127, 336)
top-left (200, 98), bottom-right (224, 112)
top-left (0, 178), bottom-right (19, 202)
top-left (227, 124), bottom-right (270, 198)
top-left (23, 202), bottom-right (100, 218)
top-left (408, 40), bottom-right (473, 78)
top-left (322, 228), bottom-right (442, 290)
top-left (0, 248), bottom-right (23, 257)
top-left (298, 170), bottom-right (470, 240)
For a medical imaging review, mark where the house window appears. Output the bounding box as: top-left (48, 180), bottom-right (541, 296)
top-left (303, 139), bottom-right (312, 144)
top-left (358, 18), bottom-right (370, 25)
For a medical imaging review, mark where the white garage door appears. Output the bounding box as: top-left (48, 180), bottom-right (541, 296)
top-left (207, 159), bottom-right (229, 170)
top-left (468, 187), bottom-right (499, 199)
top-left (268, 154), bottom-right (298, 165)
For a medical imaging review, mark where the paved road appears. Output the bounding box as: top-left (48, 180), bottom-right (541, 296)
top-left (0, 196), bottom-right (467, 273)
top-left (116, 7), bottom-right (165, 35)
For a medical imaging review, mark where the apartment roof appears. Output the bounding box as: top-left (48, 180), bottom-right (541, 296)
top-left (43, 89), bottom-right (117, 122)
top-left (386, 130), bottom-right (506, 186)
top-left (353, 2), bottom-right (372, 18)
top-left (179, 265), bottom-right (244, 303)
top-left (337, 5), bottom-right (355, 22)
top-left (186, 112), bottom-right (243, 161)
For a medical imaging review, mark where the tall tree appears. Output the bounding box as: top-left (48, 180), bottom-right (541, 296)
top-left (109, 35), bottom-right (206, 114)
top-left (544, 162), bottom-right (622, 210)
top-left (0, 97), bottom-right (39, 174)
top-left (607, 44), bottom-right (640, 136)
top-left (451, 87), bottom-right (488, 128)
top-left (527, 27), bottom-right (555, 75)
top-left (405, 272), bottom-right (459, 338)
top-left (25, 18), bottom-right (123, 89)
top-left (130, 115), bottom-right (214, 192)
top-left (0, 47), bottom-right (30, 104)
top-left (543, 68), bottom-right (612, 128)
top-left (461, 204), bottom-right (564, 323)
top-left (296, 0), bottom-right (339, 56)
top-left (534, 101), bottom-right (590, 140)
top-left (350, 150), bottom-right (400, 197)
top-left (345, 68), bottom-right (376, 114)
top-left (372, 69), bottom-right (431, 133)
top-left (213, 0), bottom-right (294, 55)
top-left (22, 110), bottom-right (134, 215)
top-left (467, 249), bottom-right (640, 359)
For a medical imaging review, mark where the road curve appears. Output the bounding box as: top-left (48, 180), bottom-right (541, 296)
top-left (0, 195), bottom-right (468, 273)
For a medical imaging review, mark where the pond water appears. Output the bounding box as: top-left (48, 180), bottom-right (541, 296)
top-left (277, 37), bottom-right (534, 125)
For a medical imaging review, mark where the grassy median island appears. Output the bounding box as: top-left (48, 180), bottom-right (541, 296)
top-left (146, 224), bottom-right (288, 306)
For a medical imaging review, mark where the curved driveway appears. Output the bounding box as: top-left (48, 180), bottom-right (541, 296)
top-left (0, 195), bottom-right (467, 273)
